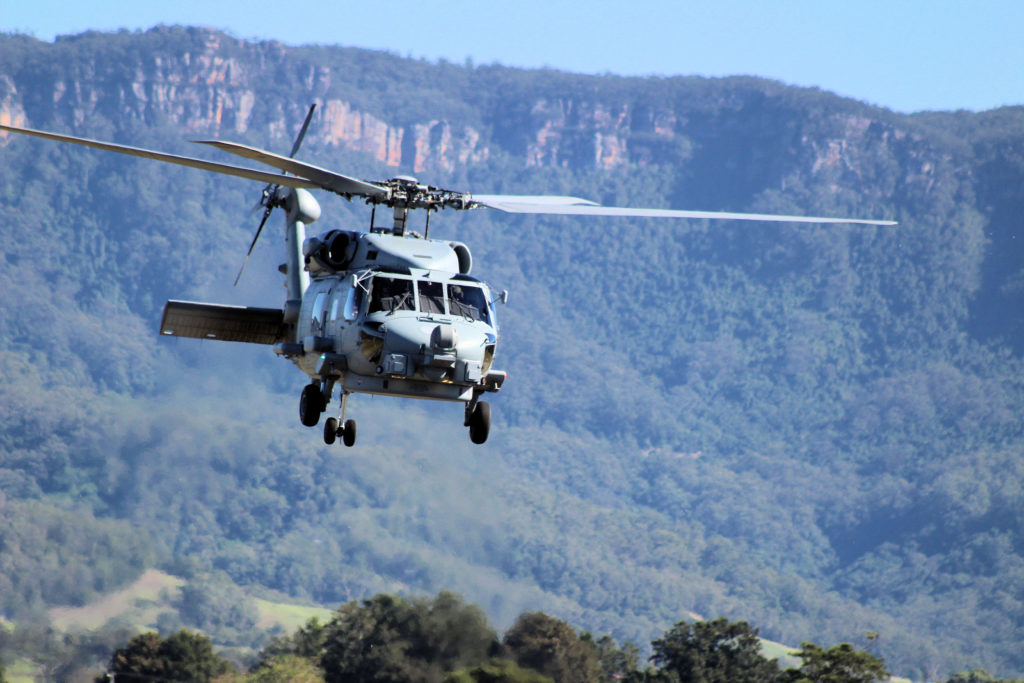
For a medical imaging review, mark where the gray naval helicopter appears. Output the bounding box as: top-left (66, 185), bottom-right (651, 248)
top-left (0, 105), bottom-right (895, 446)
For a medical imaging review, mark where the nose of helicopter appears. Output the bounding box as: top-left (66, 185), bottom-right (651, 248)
top-left (379, 318), bottom-right (490, 380)
top-left (383, 320), bottom-right (487, 358)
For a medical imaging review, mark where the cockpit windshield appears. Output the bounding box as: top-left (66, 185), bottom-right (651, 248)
top-left (364, 275), bottom-right (491, 324)
top-left (368, 277), bottom-right (414, 313)
top-left (417, 280), bottom-right (445, 315)
top-left (448, 283), bottom-right (490, 324)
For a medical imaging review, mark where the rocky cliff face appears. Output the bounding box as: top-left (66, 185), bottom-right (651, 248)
top-left (1, 29), bottom-right (489, 173)
top-left (2, 27), bottom-right (939, 187)
top-left (0, 28), bottom-right (856, 178)
top-left (0, 75), bottom-right (27, 132)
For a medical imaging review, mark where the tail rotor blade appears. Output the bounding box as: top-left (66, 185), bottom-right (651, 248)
top-left (235, 104), bottom-right (316, 286)
top-left (234, 206), bottom-right (273, 286)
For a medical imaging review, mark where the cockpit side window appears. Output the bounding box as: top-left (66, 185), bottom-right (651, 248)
top-left (368, 276), bottom-right (414, 313)
top-left (447, 284), bottom-right (490, 324)
top-left (417, 280), bottom-right (445, 315)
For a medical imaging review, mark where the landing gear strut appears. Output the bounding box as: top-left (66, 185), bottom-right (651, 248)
top-left (319, 388), bottom-right (356, 447)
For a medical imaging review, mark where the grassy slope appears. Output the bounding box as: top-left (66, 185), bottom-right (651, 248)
top-left (48, 569), bottom-right (333, 635)
top-left (48, 569), bottom-right (185, 632)
top-left (253, 598), bottom-right (334, 631)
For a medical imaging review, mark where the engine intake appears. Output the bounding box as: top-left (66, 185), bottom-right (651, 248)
top-left (304, 230), bottom-right (358, 273)
top-left (448, 241), bottom-right (472, 274)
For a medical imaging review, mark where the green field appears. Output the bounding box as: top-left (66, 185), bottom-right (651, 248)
top-left (254, 597), bottom-right (334, 632)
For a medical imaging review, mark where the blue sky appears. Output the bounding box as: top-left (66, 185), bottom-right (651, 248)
top-left (3, 0), bottom-right (1021, 113)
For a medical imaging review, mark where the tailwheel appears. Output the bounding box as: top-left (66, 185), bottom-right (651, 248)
top-left (342, 419), bottom-right (357, 447)
top-left (299, 383), bottom-right (324, 427)
top-left (323, 417), bottom-right (339, 445)
top-left (468, 401), bottom-right (491, 444)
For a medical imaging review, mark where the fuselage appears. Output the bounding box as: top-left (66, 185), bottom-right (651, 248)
top-left (286, 230), bottom-right (504, 403)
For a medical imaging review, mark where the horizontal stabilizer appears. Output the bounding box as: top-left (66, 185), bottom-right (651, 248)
top-left (160, 300), bottom-right (286, 345)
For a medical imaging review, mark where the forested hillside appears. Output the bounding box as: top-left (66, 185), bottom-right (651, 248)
top-left (1, 26), bottom-right (1023, 680)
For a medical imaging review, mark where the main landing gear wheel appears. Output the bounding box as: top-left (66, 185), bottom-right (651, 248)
top-left (468, 401), bottom-right (491, 444)
top-left (300, 383), bottom-right (324, 427)
top-left (342, 418), bottom-right (357, 447)
top-left (323, 417), bottom-right (339, 445)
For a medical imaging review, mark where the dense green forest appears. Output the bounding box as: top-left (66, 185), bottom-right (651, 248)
top-left (1, 26), bottom-right (1023, 680)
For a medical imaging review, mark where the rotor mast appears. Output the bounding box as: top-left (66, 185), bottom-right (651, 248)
top-left (366, 176), bottom-right (476, 238)
top-left (392, 205), bottom-right (409, 236)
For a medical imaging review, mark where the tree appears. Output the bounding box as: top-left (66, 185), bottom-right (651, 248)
top-left (782, 642), bottom-right (888, 683)
top-left (319, 592), bottom-right (498, 683)
top-left (100, 630), bottom-right (234, 683)
top-left (582, 633), bottom-right (642, 682)
top-left (650, 617), bottom-right (781, 683)
top-left (176, 571), bottom-right (260, 646)
top-left (502, 612), bottom-right (601, 683)
top-left (944, 670), bottom-right (1024, 683)
top-left (245, 654), bottom-right (325, 682)
top-left (444, 658), bottom-right (553, 683)
top-left (259, 617), bottom-right (327, 663)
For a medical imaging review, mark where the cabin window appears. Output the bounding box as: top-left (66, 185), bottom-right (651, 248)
top-left (417, 280), bottom-right (445, 315)
top-left (368, 276), bottom-right (415, 313)
top-left (311, 292), bottom-right (328, 332)
top-left (343, 286), bottom-right (363, 321)
top-left (447, 284), bottom-right (490, 324)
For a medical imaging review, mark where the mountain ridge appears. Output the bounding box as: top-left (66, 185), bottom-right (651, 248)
top-left (0, 26), bottom-right (1023, 680)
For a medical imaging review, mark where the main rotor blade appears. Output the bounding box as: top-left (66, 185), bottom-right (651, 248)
top-left (195, 140), bottom-right (389, 199)
top-left (469, 194), bottom-right (600, 207)
top-left (471, 196), bottom-right (897, 226)
top-left (289, 104), bottom-right (316, 159)
top-left (0, 123), bottom-right (319, 190)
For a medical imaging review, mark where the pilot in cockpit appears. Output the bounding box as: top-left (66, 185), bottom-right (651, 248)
top-left (449, 284), bottom-right (489, 323)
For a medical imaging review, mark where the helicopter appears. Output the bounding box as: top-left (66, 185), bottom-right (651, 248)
top-left (0, 105), bottom-right (896, 446)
